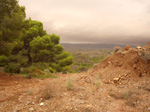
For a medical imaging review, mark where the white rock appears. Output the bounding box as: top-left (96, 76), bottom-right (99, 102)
top-left (113, 78), bottom-right (119, 81)
top-left (113, 77), bottom-right (120, 83)
top-left (39, 102), bottom-right (44, 106)
top-left (137, 46), bottom-right (142, 49)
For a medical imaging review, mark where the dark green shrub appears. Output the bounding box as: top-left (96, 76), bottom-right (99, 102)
top-left (62, 66), bottom-right (72, 74)
top-left (4, 63), bottom-right (21, 73)
top-left (32, 62), bottom-right (50, 70)
top-left (27, 66), bottom-right (37, 73)
top-left (49, 67), bottom-right (56, 73)
top-left (59, 56), bottom-right (73, 67)
top-left (21, 65), bottom-right (37, 74)
top-left (17, 54), bottom-right (28, 66)
top-left (0, 55), bottom-right (9, 66)
top-left (50, 63), bottom-right (59, 72)
top-left (8, 55), bottom-right (18, 63)
top-left (8, 54), bottom-right (28, 66)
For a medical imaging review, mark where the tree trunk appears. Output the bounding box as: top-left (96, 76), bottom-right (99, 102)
top-left (27, 48), bottom-right (32, 65)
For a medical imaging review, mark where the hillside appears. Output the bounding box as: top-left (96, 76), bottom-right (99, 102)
top-left (70, 50), bottom-right (111, 72)
top-left (0, 42), bottom-right (150, 112)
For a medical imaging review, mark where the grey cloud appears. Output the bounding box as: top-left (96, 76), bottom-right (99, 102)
top-left (19, 0), bottom-right (150, 45)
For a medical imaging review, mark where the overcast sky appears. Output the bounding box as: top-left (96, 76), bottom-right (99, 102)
top-left (19, 0), bottom-right (150, 45)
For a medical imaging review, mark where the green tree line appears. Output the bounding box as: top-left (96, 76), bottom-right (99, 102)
top-left (0, 0), bottom-right (73, 73)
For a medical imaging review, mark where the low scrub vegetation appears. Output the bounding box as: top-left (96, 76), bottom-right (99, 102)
top-left (66, 78), bottom-right (75, 90)
top-left (41, 81), bottom-right (53, 100)
top-left (71, 50), bottom-right (110, 73)
top-left (4, 63), bottom-right (21, 73)
top-left (24, 67), bottom-right (57, 79)
top-left (124, 91), bottom-right (131, 99)
top-left (141, 53), bottom-right (150, 62)
top-left (93, 75), bottom-right (102, 90)
top-left (94, 79), bottom-right (102, 90)
top-left (113, 46), bottom-right (122, 53)
top-left (28, 90), bottom-right (34, 95)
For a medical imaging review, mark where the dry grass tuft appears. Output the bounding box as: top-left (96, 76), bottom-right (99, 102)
top-left (113, 46), bottom-right (121, 53)
top-left (66, 78), bottom-right (75, 90)
top-left (124, 45), bottom-right (131, 51)
top-left (41, 81), bottom-right (53, 100)
top-left (94, 75), bottom-right (102, 89)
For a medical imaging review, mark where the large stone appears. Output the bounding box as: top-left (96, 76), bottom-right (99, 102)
top-left (137, 46), bottom-right (142, 49)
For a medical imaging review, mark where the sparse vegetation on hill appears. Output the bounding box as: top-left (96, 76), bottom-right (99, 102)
top-left (70, 50), bottom-right (111, 72)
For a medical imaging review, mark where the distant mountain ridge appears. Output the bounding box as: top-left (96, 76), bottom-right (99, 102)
top-left (60, 43), bottom-right (137, 51)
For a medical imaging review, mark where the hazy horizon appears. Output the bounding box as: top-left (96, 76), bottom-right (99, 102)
top-left (19, 0), bottom-right (150, 45)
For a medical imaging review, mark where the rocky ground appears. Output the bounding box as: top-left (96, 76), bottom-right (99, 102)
top-left (0, 42), bottom-right (150, 112)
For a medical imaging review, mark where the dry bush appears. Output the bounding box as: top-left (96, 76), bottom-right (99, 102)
top-left (124, 91), bottom-right (131, 99)
top-left (141, 53), bottom-right (150, 62)
top-left (25, 73), bottom-right (33, 79)
top-left (108, 86), bottom-right (114, 96)
top-left (92, 76), bottom-right (102, 92)
top-left (109, 90), bottom-right (140, 107)
top-left (28, 90), bottom-right (34, 95)
top-left (83, 91), bottom-right (90, 100)
top-left (125, 95), bottom-right (140, 107)
top-left (41, 81), bottom-right (53, 100)
top-left (113, 46), bottom-right (121, 53)
top-left (109, 90), bottom-right (132, 100)
top-left (124, 45), bottom-right (131, 51)
top-left (94, 75), bottom-right (102, 89)
top-left (66, 78), bottom-right (75, 90)
top-left (94, 79), bottom-right (102, 89)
